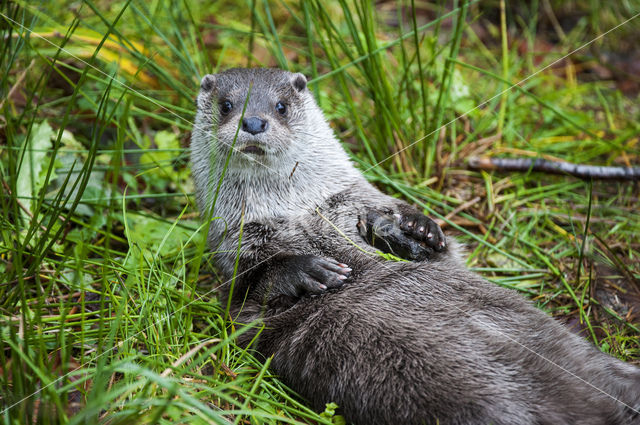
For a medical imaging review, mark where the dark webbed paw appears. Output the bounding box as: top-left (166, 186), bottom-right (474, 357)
top-left (395, 211), bottom-right (446, 251)
top-left (357, 209), bottom-right (446, 261)
top-left (285, 255), bottom-right (351, 297)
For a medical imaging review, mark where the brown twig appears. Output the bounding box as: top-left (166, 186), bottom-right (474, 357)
top-left (468, 156), bottom-right (640, 181)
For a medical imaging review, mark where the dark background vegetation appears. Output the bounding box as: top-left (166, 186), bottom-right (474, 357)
top-left (1, 0), bottom-right (639, 423)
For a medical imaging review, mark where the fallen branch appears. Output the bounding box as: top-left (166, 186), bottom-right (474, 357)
top-left (468, 156), bottom-right (640, 181)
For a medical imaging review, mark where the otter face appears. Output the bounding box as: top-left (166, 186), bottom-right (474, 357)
top-left (198, 68), bottom-right (308, 164)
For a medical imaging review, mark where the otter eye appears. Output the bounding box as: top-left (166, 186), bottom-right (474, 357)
top-left (275, 101), bottom-right (287, 115)
top-left (220, 100), bottom-right (233, 115)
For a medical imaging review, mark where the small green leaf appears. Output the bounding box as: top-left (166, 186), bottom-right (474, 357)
top-left (320, 402), bottom-right (346, 425)
top-left (16, 120), bottom-right (54, 215)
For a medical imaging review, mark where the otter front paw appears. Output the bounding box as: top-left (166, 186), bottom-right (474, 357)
top-left (395, 211), bottom-right (446, 252)
top-left (358, 209), bottom-right (445, 261)
top-left (285, 255), bottom-right (351, 297)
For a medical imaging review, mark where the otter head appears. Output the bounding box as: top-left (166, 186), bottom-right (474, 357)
top-left (196, 68), bottom-right (308, 167)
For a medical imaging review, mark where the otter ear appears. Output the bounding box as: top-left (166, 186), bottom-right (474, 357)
top-left (200, 74), bottom-right (217, 91)
top-left (290, 73), bottom-right (307, 92)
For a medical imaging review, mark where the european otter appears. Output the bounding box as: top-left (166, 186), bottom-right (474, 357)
top-left (190, 67), bottom-right (640, 425)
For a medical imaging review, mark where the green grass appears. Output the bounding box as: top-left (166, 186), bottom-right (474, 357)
top-left (1, 0), bottom-right (640, 423)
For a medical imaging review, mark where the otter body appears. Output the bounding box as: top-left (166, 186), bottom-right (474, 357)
top-left (191, 68), bottom-right (640, 424)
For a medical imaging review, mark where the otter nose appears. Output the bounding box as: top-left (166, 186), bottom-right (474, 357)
top-left (242, 117), bottom-right (269, 135)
